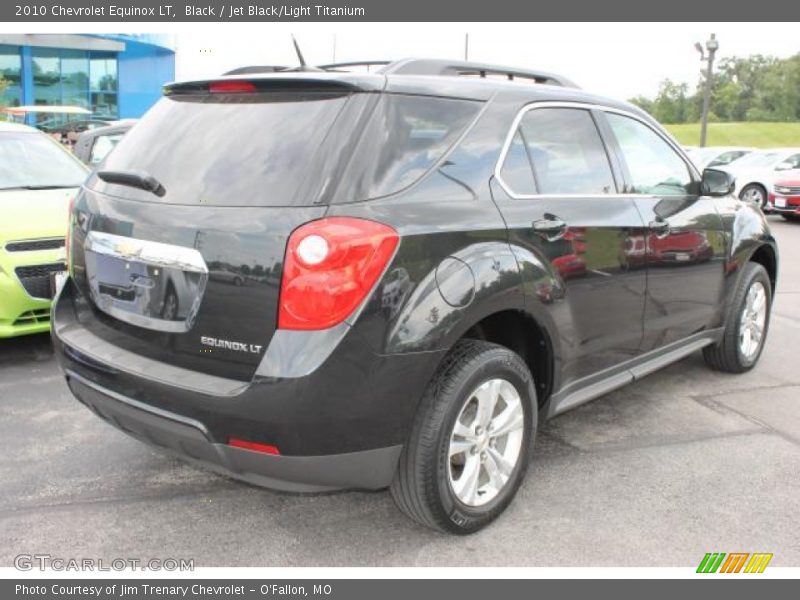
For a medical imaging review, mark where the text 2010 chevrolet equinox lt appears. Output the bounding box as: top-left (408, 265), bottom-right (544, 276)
top-left (53, 59), bottom-right (778, 533)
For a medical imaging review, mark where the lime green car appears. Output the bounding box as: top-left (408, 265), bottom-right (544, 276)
top-left (0, 122), bottom-right (89, 338)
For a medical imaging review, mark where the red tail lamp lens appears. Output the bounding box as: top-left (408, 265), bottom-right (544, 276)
top-left (278, 217), bottom-right (399, 330)
top-left (209, 81), bottom-right (257, 93)
top-left (228, 437), bottom-right (280, 455)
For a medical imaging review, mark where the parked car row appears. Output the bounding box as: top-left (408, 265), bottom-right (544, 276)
top-left (687, 146), bottom-right (800, 211)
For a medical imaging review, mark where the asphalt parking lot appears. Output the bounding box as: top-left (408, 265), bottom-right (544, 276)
top-left (1, 216), bottom-right (799, 568)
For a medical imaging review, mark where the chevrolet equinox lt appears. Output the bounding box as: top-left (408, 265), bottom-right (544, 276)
top-left (53, 59), bottom-right (778, 533)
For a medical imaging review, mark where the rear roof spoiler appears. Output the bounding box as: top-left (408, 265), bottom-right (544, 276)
top-left (163, 77), bottom-right (369, 96)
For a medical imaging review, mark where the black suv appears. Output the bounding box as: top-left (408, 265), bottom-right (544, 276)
top-left (53, 59), bottom-right (778, 534)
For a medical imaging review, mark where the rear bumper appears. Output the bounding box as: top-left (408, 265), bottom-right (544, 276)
top-left (65, 369), bottom-right (402, 492)
top-left (53, 278), bottom-right (444, 491)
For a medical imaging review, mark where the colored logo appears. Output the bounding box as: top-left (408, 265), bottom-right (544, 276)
top-left (697, 552), bottom-right (773, 573)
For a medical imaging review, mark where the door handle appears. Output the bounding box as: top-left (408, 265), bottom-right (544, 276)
top-left (532, 214), bottom-right (568, 240)
top-left (649, 218), bottom-right (671, 238)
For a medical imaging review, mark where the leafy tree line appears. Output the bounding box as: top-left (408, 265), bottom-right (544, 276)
top-left (629, 53), bottom-right (800, 123)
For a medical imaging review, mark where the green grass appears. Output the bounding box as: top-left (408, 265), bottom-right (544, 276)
top-left (664, 122), bottom-right (800, 148)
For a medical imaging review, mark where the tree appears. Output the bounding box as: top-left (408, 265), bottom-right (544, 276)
top-left (651, 80), bottom-right (691, 124)
top-left (628, 52), bottom-right (800, 124)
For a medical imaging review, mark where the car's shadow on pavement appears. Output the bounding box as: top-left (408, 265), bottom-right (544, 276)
top-left (0, 332), bottom-right (54, 366)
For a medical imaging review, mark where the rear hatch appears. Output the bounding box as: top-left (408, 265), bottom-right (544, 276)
top-left (69, 79), bottom-right (371, 380)
top-left (67, 76), bottom-right (484, 381)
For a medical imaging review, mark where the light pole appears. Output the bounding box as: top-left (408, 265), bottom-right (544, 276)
top-left (695, 33), bottom-right (718, 148)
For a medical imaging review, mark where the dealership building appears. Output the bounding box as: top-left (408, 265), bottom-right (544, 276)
top-left (0, 34), bottom-right (175, 120)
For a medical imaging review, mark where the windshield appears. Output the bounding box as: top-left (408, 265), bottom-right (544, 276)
top-left (732, 152), bottom-right (780, 168)
top-left (0, 131), bottom-right (87, 190)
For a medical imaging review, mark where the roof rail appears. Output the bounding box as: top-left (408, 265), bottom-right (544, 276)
top-left (316, 61), bottom-right (391, 72)
top-left (221, 58), bottom-right (578, 88)
top-left (379, 58), bottom-right (579, 88)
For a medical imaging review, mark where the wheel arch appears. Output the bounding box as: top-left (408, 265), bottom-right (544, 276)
top-left (738, 181), bottom-right (767, 201)
top-left (748, 242), bottom-right (778, 294)
top-left (457, 309), bottom-right (556, 410)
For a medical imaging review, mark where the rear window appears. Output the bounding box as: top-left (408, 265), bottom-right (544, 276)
top-left (98, 90), bottom-right (482, 207)
top-left (99, 92), bottom-right (349, 207)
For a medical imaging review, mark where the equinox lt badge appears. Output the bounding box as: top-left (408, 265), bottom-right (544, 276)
top-left (200, 336), bottom-right (263, 354)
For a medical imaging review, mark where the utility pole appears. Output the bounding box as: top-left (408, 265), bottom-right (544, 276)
top-left (464, 33), bottom-right (469, 61)
top-left (696, 33), bottom-right (718, 148)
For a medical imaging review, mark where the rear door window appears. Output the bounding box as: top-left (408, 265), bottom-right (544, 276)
top-left (498, 130), bottom-right (537, 195)
top-left (499, 107), bottom-right (617, 195)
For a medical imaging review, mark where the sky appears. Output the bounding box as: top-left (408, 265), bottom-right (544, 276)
top-left (173, 22), bottom-right (800, 102)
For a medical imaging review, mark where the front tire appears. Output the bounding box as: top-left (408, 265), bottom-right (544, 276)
top-left (781, 214), bottom-right (799, 222)
top-left (390, 340), bottom-right (537, 534)
top-left (740, 184), bottom-right (768, 209)
top-left (703, 262), bottom-right (772, 373)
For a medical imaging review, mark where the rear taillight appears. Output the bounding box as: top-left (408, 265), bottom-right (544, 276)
top-left (209, 80), bottom-right (256, 93)
top-left (278, 217), bottom-right (399, 330)
top-left (65, 195), bottom-right (76, 268)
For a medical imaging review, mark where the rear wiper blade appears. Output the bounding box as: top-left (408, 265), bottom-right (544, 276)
top-left (97, 170), bottom-right (166, 197)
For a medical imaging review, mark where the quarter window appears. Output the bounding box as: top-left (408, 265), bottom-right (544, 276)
top-left (606, 113), bottom-right (693, 196)
top-left (500, 107), bottom-right (616, 195)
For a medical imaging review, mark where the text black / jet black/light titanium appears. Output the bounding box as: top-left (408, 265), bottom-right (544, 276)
top-left (53, 59), bottom-right (778, 534)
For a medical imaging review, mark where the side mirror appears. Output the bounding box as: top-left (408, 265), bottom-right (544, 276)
top-left (775, 161), bottom-right (794, 171)
top-left (701, 168), bottom-right (735, 197)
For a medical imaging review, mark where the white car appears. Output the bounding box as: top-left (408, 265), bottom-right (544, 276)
top-left (718, 148), bottom-right (800, 208)
top-left (687, 146), bottom-right (754, 171)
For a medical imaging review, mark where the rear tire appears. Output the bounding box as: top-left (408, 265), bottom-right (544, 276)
top-left (390, 339), bottom-right (537, 534)
top-left (703, 262), bottom-right (772, 373)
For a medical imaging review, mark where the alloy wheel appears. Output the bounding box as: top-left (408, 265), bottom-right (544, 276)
top-left (739, 281), bottom-right (767, 360)
top-left (448, 378), bottom-right (525, 507)
top-left (742, 186), bottom-right (765, 208)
